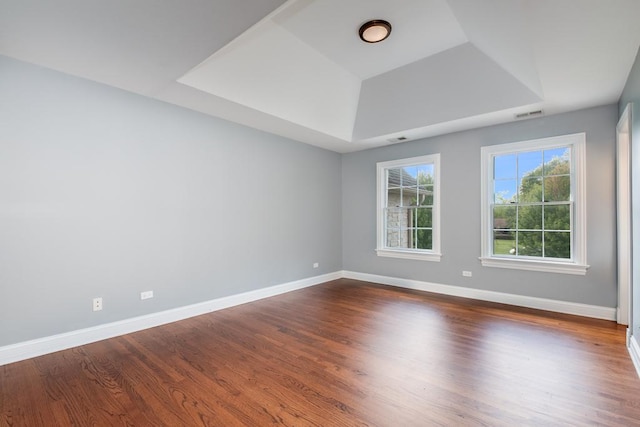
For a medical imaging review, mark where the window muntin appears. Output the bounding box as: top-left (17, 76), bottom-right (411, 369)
top-left (377, 155), bottom-right (441, 261)
top-left (480, 134), bottom-right (588, 275)
top-left (492, 146), bottom-right (572, 260)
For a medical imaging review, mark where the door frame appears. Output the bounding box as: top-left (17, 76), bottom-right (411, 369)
top-left (617, 103), bottom-right (632, 327)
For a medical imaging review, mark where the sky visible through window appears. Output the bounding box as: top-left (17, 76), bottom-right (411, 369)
top-left (494, 147), bottom-right (569, 202)
top-left (398, 165), bottom-right (433, 180)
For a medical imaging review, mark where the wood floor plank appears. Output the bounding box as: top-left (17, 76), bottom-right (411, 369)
top-left (2, 278), bottom-right (640, 426)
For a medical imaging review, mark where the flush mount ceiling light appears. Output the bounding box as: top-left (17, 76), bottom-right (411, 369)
top-left (359, 20), bottom-right (392, 43)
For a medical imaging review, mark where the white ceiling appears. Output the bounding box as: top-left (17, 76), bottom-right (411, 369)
top-left (1, 0), bottom-right (639, 153)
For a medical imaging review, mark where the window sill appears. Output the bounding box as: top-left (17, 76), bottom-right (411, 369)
top-left (479, 257), bottom-right (589, 275)
top-left (376, 249), bottom-right (442, 262)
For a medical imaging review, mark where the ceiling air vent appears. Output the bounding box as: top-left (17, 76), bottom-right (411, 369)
top-left (387, 136), bottom-right (409, 143)
top-left (514, 109), bottom-right (544, 120)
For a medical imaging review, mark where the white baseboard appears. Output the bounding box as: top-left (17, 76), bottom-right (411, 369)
top-left (0, 271), bottom-right (342, 367)
top-left (629, 335), bottom-right (640, 379)
top-left (1, 269), bottom-right (619, 367)
top-left (342, 270), bottom-right (617, 321)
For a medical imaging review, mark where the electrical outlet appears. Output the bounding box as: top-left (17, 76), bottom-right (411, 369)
top-left (93, 297), bottom-right (103, 311)
top-left (140, 291), bottom-right (154, 300)
top-left (462, 271), bottom-right (472, 277)
top-left (313, 262), bottom-right (319, 268)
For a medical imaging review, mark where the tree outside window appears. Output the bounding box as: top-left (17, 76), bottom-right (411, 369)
top-left (376, 154), bottom-right (441, 262)
top-left (492, 147), bottom-right (571, 259)
top-left (480, 133), bottom-right (588, 275)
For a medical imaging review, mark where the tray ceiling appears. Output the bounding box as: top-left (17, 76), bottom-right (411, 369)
top-left (1, 0), bottom-right (639, 152)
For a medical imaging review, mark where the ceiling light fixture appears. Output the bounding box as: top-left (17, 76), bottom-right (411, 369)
top-left (359, 20), bottom-right (392, 43)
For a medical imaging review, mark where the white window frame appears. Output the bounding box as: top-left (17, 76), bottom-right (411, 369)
top-left (480, 133), bottom-right (589, 275)
top-left (376, 154), bottom-right (441, 262)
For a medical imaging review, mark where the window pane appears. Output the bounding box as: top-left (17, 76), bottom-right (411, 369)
top-left (402, 187), bottom-right (419, 206)
top-left (386, 227), bottom-right (401, 247)
top-left (518, 205), bottom-right (542, 230)
top-left (385, 207), bottom-right (404, 229)
top-left (544, 205), bottom-right (570, 230)
top-left (494, 180), bottom-right (517, 204)
top-left (407, 207), bottom-right (417, 228)
top-left (385, 208), bottom-right (412, 247)
top-left (493, 231), bottom-right (515, 255)
top-left (493, 205), bottom-right (516, 230)
top-left (399, 228), bottom-right (412, 248)
top-left (415, 207), bottom-right (432, 228)
top-left (387, 188), bottom-right (401, 207)
top-left (385, 207), bottom-right (434, 250)
top-left (518, 151), bottom-right (543, 179)
top-left (387, 227), bottom-right (413, 248)
top-left (416, 165), bottom-right (434, 185)
top-left (401, 166), bottom-right (418, 186)
top-left (544, 176), bottom-right (570, 202)
top-left (519, 177), bottom-right (542, 202)
top-left (494, 154), bottom-right (516, 180)
top-left (419, 185), bottom-right (434, 206)
top-left (387, 168), bottom-right (401, 188)
top-left (544, 147), bottom-right (570, 175)
top-left (518, 231), bottom-right (542, 256)
top-left (544, 231), bottom-right (571, 258)
top-left (416, 229), bottom-right (432, 250)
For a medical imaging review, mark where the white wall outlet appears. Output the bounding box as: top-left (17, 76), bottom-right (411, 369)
top-left (313, 262), bottom-right (319, 268)
top-left (93, 297), bottom-right (103, 311)
top-left (140, 290), bottom-right (154, 300)
top-left (462, 271), bottom-right (472, 277)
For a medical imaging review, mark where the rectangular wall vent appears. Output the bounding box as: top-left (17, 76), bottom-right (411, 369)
top-left (515, 109), bottom-right (544, 120)
top-left (387, 136), bottom-right (409, 143)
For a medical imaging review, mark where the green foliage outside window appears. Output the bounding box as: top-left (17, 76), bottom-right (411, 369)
top-left (493, 151), bottom-right (571, 259)
top-left (386, 167), bottom-right (434, 250)
top-left (414, 171), bottom-right (434, 250)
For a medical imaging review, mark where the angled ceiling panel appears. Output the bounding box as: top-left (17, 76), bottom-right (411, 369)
top-left (178, 21), bottom-right (361, 141)
top-left (0, 0), bottom-right (287, 95)
top-left (1, 0), bottom-right (639, 152)
top-left (447, 0), bottom-right (543, 98)
top-left (353, 43), bottom-right (542, 140)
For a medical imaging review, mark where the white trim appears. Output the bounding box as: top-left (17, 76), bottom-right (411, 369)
top-left (574, 133), bottom-right (588, 265)
top-left (480, 133), bottom-right (588, 274)
top-left (629, 335), bottom-right (640, 379)
top-left (342, 270), bottom-right (616, 320)
top-left (616, 103), bottom-right (632, 325)
top-left (376, 153), bottom-right (441, 262)
top-left (479, 257), bottom-right (588, 275)
top-left (0, 271), bottom-right (341, 367)
top-left (0, 270), bottom-right (621, 367)
top-left (376, 248), bottom-right (442, 262)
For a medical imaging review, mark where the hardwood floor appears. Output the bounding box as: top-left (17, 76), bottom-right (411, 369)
top-left (2, 278), bottom-right (640, 426)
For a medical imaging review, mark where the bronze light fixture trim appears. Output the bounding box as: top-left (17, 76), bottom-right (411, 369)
top-left (359, 20), bottom-right (392, 43)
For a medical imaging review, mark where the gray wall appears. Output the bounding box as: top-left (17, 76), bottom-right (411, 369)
top-left (620, 46), bottom-right (640, 340)
top-left (343, 105), bottom-right (618, 307)
top-left (0, 51), bottom-right (623, 350)
top-left (0, 56), bottom-right (342, 347)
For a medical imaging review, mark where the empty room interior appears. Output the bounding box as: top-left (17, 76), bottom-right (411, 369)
top-left (4, 0), bottom-right (640, 425)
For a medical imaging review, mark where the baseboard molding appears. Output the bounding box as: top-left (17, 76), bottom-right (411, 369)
top-left (0, 269), bottom-right (619, 367)
top-left (0, 271), bottom-right (342, 367)
top-left (629, 335), bottom-right (640, 379)
top-left (342, 270), bottom-right (617, 321)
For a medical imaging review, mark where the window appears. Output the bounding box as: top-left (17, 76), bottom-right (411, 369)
top-left (376, 154), bottom-right (441, 261)
top-left (480, 133), bottom-right (588, 275)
